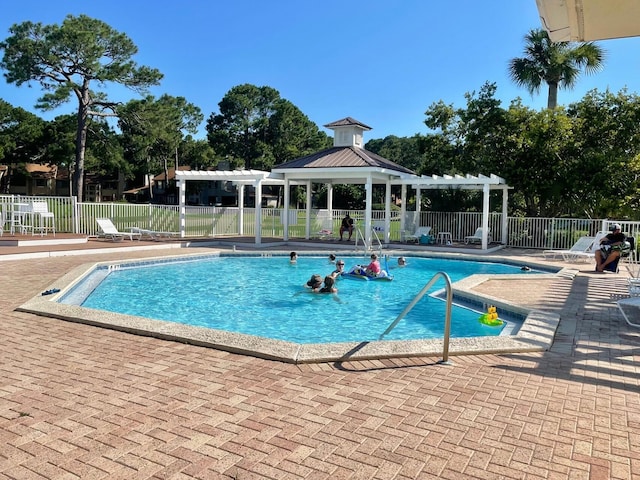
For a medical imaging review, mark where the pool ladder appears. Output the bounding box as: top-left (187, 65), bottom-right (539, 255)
top-left (379, 271), bottom-right (453, 365)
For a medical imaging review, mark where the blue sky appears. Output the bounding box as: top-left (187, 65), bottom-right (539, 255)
top-left (1, 0), bottom-right (640, 141)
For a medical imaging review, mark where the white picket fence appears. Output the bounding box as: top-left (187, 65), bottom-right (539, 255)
top-left (1, 194), bottom-right (638, 250)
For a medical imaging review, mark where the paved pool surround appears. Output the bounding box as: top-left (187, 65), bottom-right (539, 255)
top-left (17, 251), bottom-right (569, 364)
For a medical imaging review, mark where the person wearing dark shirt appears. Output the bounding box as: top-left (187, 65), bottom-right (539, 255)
top-left (339, 214), bottom-right (354, 241)
top-left (595, 224), bottom-right (626, 272)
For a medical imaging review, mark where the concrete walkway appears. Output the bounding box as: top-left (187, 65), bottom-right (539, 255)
top-left (1, 247), bottom-right (639, 479)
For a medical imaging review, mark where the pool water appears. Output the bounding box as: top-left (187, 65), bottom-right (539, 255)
top-left (67, 255), bottom-right (541, 344)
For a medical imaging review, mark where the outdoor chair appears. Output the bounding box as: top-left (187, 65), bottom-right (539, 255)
top-left (464, 227), bottom-right (492, 244)
top-left (617, 296), bottom-right (640, 328)
top-left (565, 231), bottom-right (615, 264)
top-left (30, 201), bottom-right (56, 236)
top-left (96, 218), bottom-right (142, 242)
top-left (130, 227), bottom-right (179, 241)
top-left (314, 210), bottom-right (334, 240)
top-left (543, 235), bottom-right (595, 261)
top-left (404, 226), bottom-right (432, 244)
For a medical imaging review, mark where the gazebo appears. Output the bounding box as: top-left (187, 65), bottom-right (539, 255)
top-left (176, 117), bottom-right (511, 249)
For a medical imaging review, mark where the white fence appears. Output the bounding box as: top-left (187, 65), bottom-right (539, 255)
top-left (2, 194), bottom-right (639, 250)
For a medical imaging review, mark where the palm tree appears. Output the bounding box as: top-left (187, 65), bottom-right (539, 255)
top-left (509, 28), bottom-right (605, 109)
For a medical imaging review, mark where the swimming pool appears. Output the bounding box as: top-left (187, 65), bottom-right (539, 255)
top-left (59, 254), bottom-right (542, 344)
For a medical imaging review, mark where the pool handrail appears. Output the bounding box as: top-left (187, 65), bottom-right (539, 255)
top-left (379, 271), bottom-right (453, 365)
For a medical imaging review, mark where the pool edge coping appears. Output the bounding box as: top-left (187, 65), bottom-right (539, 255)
top-left (16, 251), bottom-right (569, 364)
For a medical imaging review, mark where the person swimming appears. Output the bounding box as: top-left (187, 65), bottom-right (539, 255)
top-left (331, 259), bottom-right (345, 278)
top-left (317, 275), bottom-right (338, 294)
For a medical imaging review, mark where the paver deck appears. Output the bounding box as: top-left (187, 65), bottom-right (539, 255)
top-left (1, 244), bottom-right (639, 479)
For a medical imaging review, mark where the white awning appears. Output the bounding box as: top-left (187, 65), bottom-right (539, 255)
top-left (536, 0), bottom-right (640, 41)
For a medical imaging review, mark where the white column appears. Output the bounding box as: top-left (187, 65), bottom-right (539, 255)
top-left (255, 180), bottom-right (263, 245)
top-left (482, 183), bottom-right (490, 249)
top-left (178, 178), bottom-right (186, 238)
top-left (283, 180), bottom-right (290, 241)
top-left (238, 185), bottom-right (245, 235)
top-left (400, 183), bottom-right (407, 237)
top-left (365, 177), bottom-right (373, 246)
top-left (416, 187), bottom-right (422, 225)
top-left (305, 180), bottom-right (312, 239)
top-left (384, 181), bottom-right (391, 244)
top-left (327, 183), bottom-right (334, 217)
top-left (501, 186), bottom-right (509, 245)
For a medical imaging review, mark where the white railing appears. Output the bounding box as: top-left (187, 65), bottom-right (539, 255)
top-left (3, 194), bottom-right (640, 250)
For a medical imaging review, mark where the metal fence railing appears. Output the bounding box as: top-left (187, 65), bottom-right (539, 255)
top-left (3, 194), bottom-right (640, 250)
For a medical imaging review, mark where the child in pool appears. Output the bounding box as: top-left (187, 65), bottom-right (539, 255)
top-left (317, 275), bottom-right (338, 294)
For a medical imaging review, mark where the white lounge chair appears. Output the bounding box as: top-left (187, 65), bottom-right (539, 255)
top-left (96, 218), bottom-right (142, 242)
top-left (464, 228), bottom-right (492, 244)
top-left (130, 227), bottom-right (178, 241)
top-left (543, 235), bottom-right (595, 261)
top-left (617, 296), bottom-right (640, 328)
top-left (562, 231), bottom-right (608, 262)
top-left (315, 210), bottom-right (334, 239)
top-left (405, 226), bottom-right (432, 243)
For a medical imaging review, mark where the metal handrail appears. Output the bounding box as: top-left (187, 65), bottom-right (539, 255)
top-left (379, 271), bottom-right (453, 365)
top-left (370, 227), bottom-right (383, 255)
top-left (353, 225), bottom-right (367, 253)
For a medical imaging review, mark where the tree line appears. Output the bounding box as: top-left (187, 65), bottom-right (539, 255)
top-left (1, 15), bottom-right (639, 219)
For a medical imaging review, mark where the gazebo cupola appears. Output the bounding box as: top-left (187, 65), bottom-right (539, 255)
top-left (324, 117), bottom-right (372, 148)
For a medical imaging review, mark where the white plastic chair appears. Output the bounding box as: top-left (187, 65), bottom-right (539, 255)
top-left (96, 218), bottom-right (142, 242)
top-left (464, 228), bottom-right (492, 244)
top-left (405, 226), bottom-right (432, 243)
top-left (617, 297), bottom-right (640, 328)
top-left (543, 235), bottom-right (595, 261)
top-left (315, 210), bottom-right (334, 239)
top-left (30, 201), bottom-right (56, 236)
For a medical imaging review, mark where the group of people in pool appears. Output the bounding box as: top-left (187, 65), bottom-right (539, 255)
top-left (296, 253), bottom-right (408, 294)
top-left (303, 254), bottom-right (344, 294)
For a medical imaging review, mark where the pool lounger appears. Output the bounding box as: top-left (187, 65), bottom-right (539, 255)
top-left (131, 227), bottom-right (179, 241)
top-left (617, 296), bottom-right (640, 328)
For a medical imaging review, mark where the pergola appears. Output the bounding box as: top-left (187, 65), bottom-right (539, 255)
top-left (176, 118), bottom-right (511, 249)
top-left (176, 169), bottom-right (509, 250)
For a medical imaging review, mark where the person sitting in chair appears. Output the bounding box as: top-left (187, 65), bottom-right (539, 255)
top-left (595, 224), bottom-right (626, 272)
top-left (339, 214), bottom-right (354, 241)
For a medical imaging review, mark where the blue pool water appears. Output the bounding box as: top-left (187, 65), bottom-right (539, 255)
top-left (64, 255), bottom-right (543, 344)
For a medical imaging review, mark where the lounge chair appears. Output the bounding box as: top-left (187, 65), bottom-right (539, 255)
top-left (543, 235), bottom-right (595, 261)
top-left (130, 227), bottom-right (178, 241)
top-left (96, 218), bottom-right (142, 242)
top-left (616, 296), bottom-right (640, 328)
top-left (405, 226), bottom-right (432, 244)
top-left (564, 231), bottom-right (612, 263)
top-left (315, 210), bottom-right (334, 240)
top-left (464, 227), bottom-right (492, 244)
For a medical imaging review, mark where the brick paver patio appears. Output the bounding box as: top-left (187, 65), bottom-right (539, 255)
top-left (1, 247), bottom-right (639, 479)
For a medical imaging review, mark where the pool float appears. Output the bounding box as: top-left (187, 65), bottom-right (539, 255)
top-left (478, 305), bottom-right (503, 326)
top-left (343, 266), bottom-right (394, 281)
